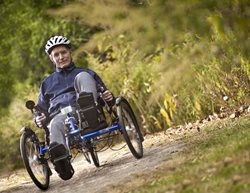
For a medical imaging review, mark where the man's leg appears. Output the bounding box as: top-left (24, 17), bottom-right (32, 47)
top-left (74, 71), bottom-right (108, 131)
top-left (74, 71), bottom-right (98, 101)
top-left (48, 113), bottom-right (74, 180)
top-left (48, 113), bottom-right (67, 147)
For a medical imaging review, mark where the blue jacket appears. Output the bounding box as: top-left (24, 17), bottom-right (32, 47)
top-left (37, 63), bottom-right (108, 121)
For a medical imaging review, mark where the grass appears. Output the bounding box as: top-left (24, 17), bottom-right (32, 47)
top-left (130, 115), bottom-right (250, 193)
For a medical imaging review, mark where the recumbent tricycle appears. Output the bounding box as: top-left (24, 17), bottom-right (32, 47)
top-left (20, 91), bottom-right (144, 190)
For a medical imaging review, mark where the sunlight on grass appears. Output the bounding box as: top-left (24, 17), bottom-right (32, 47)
top-left (130, 115), bottom-right (250, 193)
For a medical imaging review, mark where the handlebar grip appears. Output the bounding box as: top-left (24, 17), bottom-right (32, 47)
top-left (100, 86), bottom-right (105, 93)
top-left (33, 105), bottom-right (42, 116)
top-left (34, 111), bottom-right (42, 117)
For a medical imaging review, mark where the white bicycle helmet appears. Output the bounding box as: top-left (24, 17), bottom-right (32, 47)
top-left (45, 35), bottom-right (71, 54)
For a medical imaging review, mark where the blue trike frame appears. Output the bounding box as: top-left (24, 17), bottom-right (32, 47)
top-left (39, 122), bottom-right (122, 156)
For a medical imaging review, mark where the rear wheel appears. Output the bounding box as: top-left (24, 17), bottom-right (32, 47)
top-left (88, 139), bottom-right (100, 167)
top-left (117, 97), bottom-right (143, 159)
top-left (89, 148), bottom-right (99, 167)
top-left (20, 129), bottom-right (50, 190)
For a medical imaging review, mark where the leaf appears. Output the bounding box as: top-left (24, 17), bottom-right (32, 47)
top-left (195, 100), bottom-right (201, 112)
top-left (150, 115), bottom-right (162, 130)
top-left (160, 108), bottom-right (171, 126)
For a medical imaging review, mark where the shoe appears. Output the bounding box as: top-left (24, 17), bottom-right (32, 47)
top-left (49, 142), bottom-right (74, 180)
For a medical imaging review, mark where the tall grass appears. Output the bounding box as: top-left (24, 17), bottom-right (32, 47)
top-left (87, 30), bottom-right (249, 132)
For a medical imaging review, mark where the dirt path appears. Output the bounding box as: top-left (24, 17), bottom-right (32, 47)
top-left (0, 133), bottom-right (185, 193)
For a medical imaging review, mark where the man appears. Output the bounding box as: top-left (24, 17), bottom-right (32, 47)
top-left (35, 35), bottom-right (114, 180)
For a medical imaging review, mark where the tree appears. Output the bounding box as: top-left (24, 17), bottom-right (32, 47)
top-left (0, 0), bottom-right (86, 113)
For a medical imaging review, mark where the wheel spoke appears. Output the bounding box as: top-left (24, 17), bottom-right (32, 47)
top-left (20, 131), bottom-right (49, 190)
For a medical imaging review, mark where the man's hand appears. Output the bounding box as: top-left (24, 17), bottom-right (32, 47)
top-left (34, 113), bottom-right (46, 128)
top-left (102, 90), bottom-right (113, 101)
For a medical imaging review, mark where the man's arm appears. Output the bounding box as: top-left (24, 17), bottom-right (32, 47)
top-left (35, 83), bottom-right (49, 127)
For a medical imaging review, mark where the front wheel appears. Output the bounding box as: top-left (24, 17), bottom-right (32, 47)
top-left (117, 97), bottom-right (143, 159)
top-left (20, 128), bottom-right (50, 190)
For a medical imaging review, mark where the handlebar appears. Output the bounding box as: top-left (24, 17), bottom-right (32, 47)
top-left (25, 100), bottom-right (50, 145)
top-left (25, 100), bottom-right (41, 115)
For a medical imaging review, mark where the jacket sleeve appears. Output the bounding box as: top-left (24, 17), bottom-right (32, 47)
top-left (36, 82), bottom-right (49, 119)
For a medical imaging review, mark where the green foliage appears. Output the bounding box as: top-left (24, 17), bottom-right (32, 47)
top-left (0, 0), bottom-right (88, 112)
top-left (0, 83), bottom-right (38, 172)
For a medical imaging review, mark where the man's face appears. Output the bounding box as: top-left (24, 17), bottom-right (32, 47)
top-left (49, 45), bottom-right (72, 68)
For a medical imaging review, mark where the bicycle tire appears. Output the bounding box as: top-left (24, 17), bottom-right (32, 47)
top-left (89, 146), bottom-right (100, 167)
top-left (20, 130), bottom-right (50, 190)
top-left (117, 97), bottom-right (143, 159)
